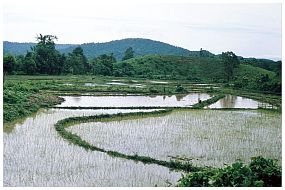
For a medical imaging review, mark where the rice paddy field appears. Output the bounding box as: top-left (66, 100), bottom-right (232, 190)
top-left (67, 110), bottom-right (281, 167)
top-left (4, 109), bottom-right (182, 186)
top-left (3, 76), bottom-right (282, 187)
top-left (3, 105), bottom-right (281, 186)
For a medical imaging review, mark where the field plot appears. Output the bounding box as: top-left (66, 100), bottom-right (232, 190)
top-left (206, 94), bottom-right (274, 109)
top-left (4, 109), bottom-right (181, 187)
top-left (68, 110), bottom-right (281, 167)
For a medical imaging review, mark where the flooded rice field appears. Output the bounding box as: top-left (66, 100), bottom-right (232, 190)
top-left (4, 109), bottom-right (181, 186)
top-left (4, 93), bottom-right (280, 186)
top-left (68, 110), bottom-right (281, 167)
top-left (56, 93), bottom-right (212, 107)
top-left (206, 94), bottom-right (274, 109)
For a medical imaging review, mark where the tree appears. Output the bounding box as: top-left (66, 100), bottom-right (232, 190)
top-left (73, 47), bottom-right (89, 72)
top-left (23, 52), bottom-right (37, 75)
top-left (113, 62), bottom-right (135, 76)
top-left (32, 34), bottom-right (63, 74)
top-left (36, 34), bottom-right (58, 45)
top-left (122, 47), bottom-right (134, 61)
top-left (3, 55), bottom-right (16, 75)
top-left (91, 54), bottom-right (116, 75)
top-left (64, 47), bottom-right (89, 74)
top-left (221, 51), bottom-right (240, 82)
top-left (276, 61), bottom-right (281, 78)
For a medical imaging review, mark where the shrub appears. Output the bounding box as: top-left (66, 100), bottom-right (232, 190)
top-left (178, 157), bottom-right (281, 187)
top-left (175, 84), bottom-right (186, 93)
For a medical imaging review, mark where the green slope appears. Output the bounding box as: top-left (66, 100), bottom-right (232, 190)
top-left (114, 55), bottom-right (275, 82)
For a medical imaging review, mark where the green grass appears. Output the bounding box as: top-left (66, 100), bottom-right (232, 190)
top-left (3, 80), bottom-right (63, 124)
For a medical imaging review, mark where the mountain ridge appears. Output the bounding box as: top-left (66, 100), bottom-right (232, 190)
top-left (3, 38), bottom-right (213, 60)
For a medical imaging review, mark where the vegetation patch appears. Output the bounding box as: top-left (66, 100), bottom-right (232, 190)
top-left (178, 156), bottom-right (281, 187)
top-left (4, 80), bottom-right (63, 124)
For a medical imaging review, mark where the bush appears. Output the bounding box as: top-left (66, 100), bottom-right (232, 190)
top-left (175, 84), bottom-right (186, 93)
top-left (178, 156), bottom-right (281, 187)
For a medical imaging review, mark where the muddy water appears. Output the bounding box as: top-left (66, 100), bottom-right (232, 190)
top-left (69, 110), bottom-right (281, 168)
top-left (57, 93), bottom-right (212, 107)
top-left (206, 94), bottom-right (273, 109)
top-left (4, 109), bottom-right (181, 187)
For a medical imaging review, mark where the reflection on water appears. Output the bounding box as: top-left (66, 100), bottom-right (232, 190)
top-left (149, 81), bottom-right (169, 84)
top-left (57, 94), bottom-right (212, 107)
top-left (206, 95), bottom-right (273, 109)
top-left (84, 82), bottom-right (145, 88)
top-left (84, 83), bottom-right (109, 87)
top-left (175, 94), bottom-right (188, 101)
top-left (106, 82), bottom-right (128, 85)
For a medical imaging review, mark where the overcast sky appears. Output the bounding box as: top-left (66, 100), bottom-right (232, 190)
top-left (3, 0), bottom-right (282, 60)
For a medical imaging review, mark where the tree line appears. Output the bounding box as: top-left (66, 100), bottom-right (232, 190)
top-left (3, 35), bottom-right (135, 76)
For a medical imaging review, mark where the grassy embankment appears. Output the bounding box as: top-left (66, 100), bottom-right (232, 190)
top-left (55, 109), bottom-right (201, 172)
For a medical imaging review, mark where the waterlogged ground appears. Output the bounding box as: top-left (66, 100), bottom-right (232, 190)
top-left (68, 110), bottom-right (281, 167)
top-left (206, 94), bottom-right (273, 109)
top-left (57, 93), bottom-right (212, 107)
top-left (4, 93), bottom-right (281, 187)
top-left (4, 109), bottom-right (181, 187)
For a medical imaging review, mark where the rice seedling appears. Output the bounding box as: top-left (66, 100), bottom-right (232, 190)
top-left (4, 109), bottom-right (181, 186)
top-left (68, 109), bottom-right (281, 168)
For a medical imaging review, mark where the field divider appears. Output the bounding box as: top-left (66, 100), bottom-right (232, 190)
top-left (54, 109), bottom-right (203, 172)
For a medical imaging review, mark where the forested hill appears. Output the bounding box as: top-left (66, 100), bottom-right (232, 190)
top-left (60, 38), bottom-right (214, 60)
top-left (3, 41), bottom-right (75, 55)
top-left (4, 38), bottom-right (213, 60)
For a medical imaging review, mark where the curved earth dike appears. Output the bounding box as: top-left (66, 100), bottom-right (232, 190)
top-left (54, 109), bottom-right (203, 172)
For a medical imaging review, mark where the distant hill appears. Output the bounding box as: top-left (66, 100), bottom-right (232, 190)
top-left (3, 41), bottom-right (76, 55)
top-left (4, 38), bottom-right (214, 60)
top-left (60, 38), bottom-right (215, 60)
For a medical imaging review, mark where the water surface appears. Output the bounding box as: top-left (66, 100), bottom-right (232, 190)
top-left (206, 94), bottom-right (273, 109)
top-left (57, 93), bottom-right (212, 107)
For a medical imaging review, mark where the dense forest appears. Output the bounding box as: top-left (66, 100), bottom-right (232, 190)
top-left (3, 35), bottom-right (281, 94)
